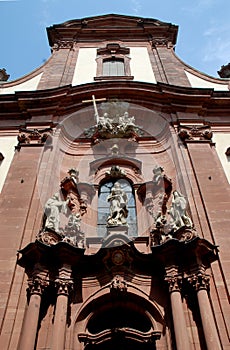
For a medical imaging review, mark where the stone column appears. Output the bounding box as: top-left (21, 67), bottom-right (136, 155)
top-left (18, 277), bottom-right (48, 350)
top-left (188, 273), bottom-right (221, 350)
top-left (165, 274), bottom-right (191, 350)
top-left (51, 277), bottom-right (73, 350)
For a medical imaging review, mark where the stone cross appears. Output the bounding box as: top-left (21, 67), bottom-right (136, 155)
top-left (82, 95), bottom-right (106, 124)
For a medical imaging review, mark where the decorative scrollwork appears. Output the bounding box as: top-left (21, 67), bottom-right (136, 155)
top-left (187, 273), bottom-right (210, 291)
top-left (165, 274), bottom-right (183, 293)
top-left (55, 278), bottom-right (74, 296)
top-left (17, 127), bottom-right (52, 148)
top-left (27, 277), bottom-right (49, 295)
top-left (110, 275), bottom-right (127, 293)
top-left (178, 125), bottom-right (213, 142)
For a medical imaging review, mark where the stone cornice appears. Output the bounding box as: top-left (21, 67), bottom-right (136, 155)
top-left (17, 237), bottom-right (218, 280)
top-left (47, 14), bottom-right (178, 46)
top-left (0, 81), bottom-right (230, 126)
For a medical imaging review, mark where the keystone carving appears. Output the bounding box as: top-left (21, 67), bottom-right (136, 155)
top-left (110, 275), bottom-right (127, 293)
top-left (105, 165), bottom-right (126, 178)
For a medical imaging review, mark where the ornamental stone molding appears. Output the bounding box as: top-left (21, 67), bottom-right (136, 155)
top-left (27, 277), bottom-right (49, 295)
top-left (151, 38), bottom-right (174, 48)
top-left (36, 230), bottom-right (63, 246)
top-left (165, 274), bottom-right (183, 293)
top-left (97, 43), bottom-right (130, 56)
top-left (218, 62), bottom-right (230, 78)
top-left (187, 272), bottom-right (210, 292)
top-left (52, 40), bottom-right (75, 51)
top-left (177, 124), bottom-right (213, 142)
top-left (110, 275), bottom-right (127, 293)
top-left (55, 278), bottom-right (74, 296)
top-left (105, 165), bottom-right (126, 178)
top-left (17, 127), bottom-right (53, 149)
top-left (0, 68), bottom-right (10, 81)
top-left (79, 328), bottom-right (161, 346)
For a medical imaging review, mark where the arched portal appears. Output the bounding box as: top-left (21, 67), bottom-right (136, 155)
top-left (73, 287), bottom-right (163, 350)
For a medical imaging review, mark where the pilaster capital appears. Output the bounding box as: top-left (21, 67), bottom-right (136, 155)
top-left (150, 38), bottom-right (174, 49)
top-left (27, 277), bottom-right (49, 296)
top-left (165, 274), bottom-right (182, 293)
top-left (187, 273), bottom-right (210, 292)
top-left (55, 278), bottom-right (74, 296)
top-left (177, 124), bottom-right (213, 143)
top-left (16, 127), bottom-right (53, 150)
top-left (52, 40), bottom-right (75, 51)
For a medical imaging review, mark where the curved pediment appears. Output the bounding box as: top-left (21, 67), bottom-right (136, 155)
top-left (47, 13), bottom-right (178, 47)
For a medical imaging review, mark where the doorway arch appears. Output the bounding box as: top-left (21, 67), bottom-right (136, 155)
top-left (72, 286), bottom-right (164, 350)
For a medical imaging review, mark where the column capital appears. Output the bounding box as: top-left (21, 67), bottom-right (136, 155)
top-left (165, 274), bottom-right (182, 293)
top-left (55, 278), bottom-right (74, 296)
top-left (187, 273), bottom-right (210, 291)
top-left (27, 277), bottom-right (49, 295)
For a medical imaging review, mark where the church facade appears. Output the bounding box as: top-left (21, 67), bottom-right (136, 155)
top-left (0, 14), bottom-right (229, 350)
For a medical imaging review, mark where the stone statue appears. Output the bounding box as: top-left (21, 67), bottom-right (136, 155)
top-left (169, 191), bottom-right (193, 231)
top-left (152, 165), bottom-right (164, 183)
top-left (98, 112), bottom-right (113, 132)
top-left (66, 213), bottom-right (81, 232)
top-left (118, 111), bottom-right (135, 132)
top-left (44, 192), bottom-right (68, 233)
top-left (107, 182), bottom-right (128, 226)
top-left (64, 213), bottom-right (84, 247)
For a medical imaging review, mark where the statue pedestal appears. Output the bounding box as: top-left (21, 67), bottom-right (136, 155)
top-left (102, 226), bottom-right (129, 248)
top-left (106, 225), bottom-right (128, 236)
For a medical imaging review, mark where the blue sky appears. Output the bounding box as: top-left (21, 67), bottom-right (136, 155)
top-left (1, 0), bottom-right (229, 81)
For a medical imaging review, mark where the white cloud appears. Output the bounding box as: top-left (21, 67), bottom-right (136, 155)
top-left (131, 0), bottom-right (142, 15)
top-left (202, 22), bottom-right (230, 65)
top-left (182, 0), bottom-right (216, 15)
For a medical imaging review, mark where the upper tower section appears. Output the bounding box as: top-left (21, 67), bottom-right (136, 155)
top-left (0, 14), bottom-right (229, 94)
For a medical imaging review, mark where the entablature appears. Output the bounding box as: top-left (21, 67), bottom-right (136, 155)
top-left (0, 81), bottom-right (230, 129)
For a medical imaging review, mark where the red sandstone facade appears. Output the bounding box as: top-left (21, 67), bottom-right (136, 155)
top-left (0, 14), bottom-right (229, 350)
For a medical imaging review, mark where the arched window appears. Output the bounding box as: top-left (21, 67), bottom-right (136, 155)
top-left (102, 58), bottom-right (125, 76)
top-left (97, 179), bottom-right (137, 237)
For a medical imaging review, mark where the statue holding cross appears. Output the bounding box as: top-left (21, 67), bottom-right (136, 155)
top-left (82, 95), bottom-right (114, 133)
top-left (83, 95), bottom-right (142, 140)
top-left (82, 95), bottom-right (107, 124)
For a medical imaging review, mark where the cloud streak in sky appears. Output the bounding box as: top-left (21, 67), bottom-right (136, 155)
top-left (202, 22), bottom-right (230, 65)
top-left (130, 0), bottom-right (142, 15)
